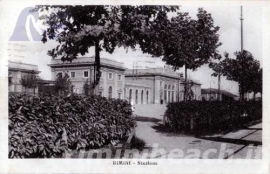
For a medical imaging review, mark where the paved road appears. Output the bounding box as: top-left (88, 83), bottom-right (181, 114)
top-left (135, 121), bottom-right (262, 159)
top-left (133, 104), bottom-right (262, 159)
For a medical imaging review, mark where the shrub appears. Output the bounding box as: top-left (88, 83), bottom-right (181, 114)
top-left (9, 93), bottom-right (134, 158)
top-left (164, 100), bottom-right (262, 135)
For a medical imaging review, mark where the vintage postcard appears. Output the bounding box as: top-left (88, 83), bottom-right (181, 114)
top-left (0, 0), bottom-right (269, 173)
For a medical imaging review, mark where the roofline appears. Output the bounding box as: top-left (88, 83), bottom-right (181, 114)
top-left (9, 68), bottom-right (40, 74)
top-left (48, 62), bottom-right (126, 71)
top-left (125, 73), bottom-right (185, 81)
top-left (8, 60), bottom-right (39, 67)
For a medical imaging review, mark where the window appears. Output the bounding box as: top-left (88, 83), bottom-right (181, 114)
top-left (100, 71), bottom-right (103, 78)
top-left (118, 93), bottom-right (121, 99)
top-left (83, 71), bottom-right (89, 78)
top-left (108, 86), bottom-right (112, 99)
top-left (109, 73), bottom-right (113, 79)
top-left (57, 72), bottom-right (63, 78)
top-left (118, 74), bottom-right (122, 80)
top-left (146, 91), bottom-right (149, 104)
top-left (141, 90), bottom-right (144, 104)
top-left (71, 72), bottom-right (76, 78)
top-left (129, 89), bottom-right (132, 103)
top-left (164, 84), bottom-right (167, 103)
top-left (135, 90), bottom-right (138, 104)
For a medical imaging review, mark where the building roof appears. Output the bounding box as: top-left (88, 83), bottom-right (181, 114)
top-left (180, 80), bottom-right (202, 85)
top-left (48, 57), bottom-right (125, 70)
top-left (8, 61), bottom-right (40, 73)
top-left (201, 88), bottom-right (238, 97)
top-left (125, 67), bottom-right (185, 80)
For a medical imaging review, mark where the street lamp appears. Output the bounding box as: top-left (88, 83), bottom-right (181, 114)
top-left (209, 80), bottom-right (215, 101)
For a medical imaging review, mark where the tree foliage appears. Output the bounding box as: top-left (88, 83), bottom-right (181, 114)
top-left (20, 72), bottom-right (41, 94)
top-left (151, 8), bottom-right (221, 101)
top-left (37, 5), bottom-right (178, 89)
top-left (54, 73), bottom-right (72, 95)
top-left (83, 79), bottom-right (94, 96)
top-left (219, 50), bottom-right (262, 101)
top-left (158, 9), bottom-right (221, 70)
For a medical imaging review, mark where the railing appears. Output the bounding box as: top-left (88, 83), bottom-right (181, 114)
top-left (125, 68), bottom-right (181, 78)
top-left (50, 57), bottom-right (125, 68)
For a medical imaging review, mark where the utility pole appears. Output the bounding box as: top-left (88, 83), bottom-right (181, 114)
top-left (240, 6), bottom-right (244, 101)
top-left (240, 6), bottom-right (244, 52)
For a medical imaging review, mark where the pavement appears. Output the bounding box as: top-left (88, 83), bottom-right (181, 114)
top-left (133, 104), bottom-right (262, 159)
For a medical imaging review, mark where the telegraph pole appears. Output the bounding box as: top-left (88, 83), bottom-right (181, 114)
top-left (240, 6), bottom-right (244, 101)
top-left (240, 6), bottom-right (244, 52)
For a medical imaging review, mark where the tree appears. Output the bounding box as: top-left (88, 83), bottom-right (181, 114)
top-left (221, 50), bottom-right (261, 101)
top-left (252, 68), bottom-right (262, 99)
top-left (20, 71), bottom-right (41, 95)
top-left (36, 5), bottom-right (178, 91)
top-left (209, 53), bottom-right (227, 101)
top-left (83, 79), bottom-right (94, 96)
top-left (54, 73), bottom-right (72, 95)
top-left (146, 8), bottom-right (221, 101)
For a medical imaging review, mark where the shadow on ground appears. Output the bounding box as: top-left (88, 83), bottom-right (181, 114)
top-left (135, 115), bottom-right (161, 123)
top-left (150, 120), bottom-right (262, 137)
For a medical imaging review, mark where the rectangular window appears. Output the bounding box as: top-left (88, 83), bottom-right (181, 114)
top-left (109, 73), bottom-right (113, 79)
top-left (57, 72), bottom-right (63, 78)
top-left (118, 75), bottom-right (121, 80)
top-left (118, 93), bottom-right (121, 99)
top-left (84, 71), bottom-right (89, 78)
top-left (100, 71), bottom-right (102, 78)
top-left (71, 72), bottom-right (76, 78)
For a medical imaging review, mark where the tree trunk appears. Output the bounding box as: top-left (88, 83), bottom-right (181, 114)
top-left (183, 65), bottom-right (187, 102)
top-left (218, 74), bottom-right (221, 101)
top-left (94, 39), bottom-right (101, 93)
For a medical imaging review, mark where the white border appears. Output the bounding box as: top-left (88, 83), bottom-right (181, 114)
top-left (0, 0), bottom-right (269, 174)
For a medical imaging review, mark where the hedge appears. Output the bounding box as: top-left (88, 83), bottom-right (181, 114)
top-left (9, 93), bottom-right (135, 158)
top-left (164, 101), bottom-right (262, 135)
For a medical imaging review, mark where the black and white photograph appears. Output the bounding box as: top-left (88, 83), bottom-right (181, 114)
top-left (0, 0), bottom-right (269, 173)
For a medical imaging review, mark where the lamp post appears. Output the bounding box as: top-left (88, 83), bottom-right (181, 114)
top-left (209, 80), bottom-right (215, 101)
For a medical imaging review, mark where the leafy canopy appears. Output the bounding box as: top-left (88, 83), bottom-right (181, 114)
top-left (220, 50), bottom-right (262, 96)
top-left (20, 72), bottom-right (41, 89)
top-left (37, 5), bottom-right (179, 62)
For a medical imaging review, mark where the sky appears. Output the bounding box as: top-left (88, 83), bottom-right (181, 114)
top-left (6, 5), bottom-right (263, 95)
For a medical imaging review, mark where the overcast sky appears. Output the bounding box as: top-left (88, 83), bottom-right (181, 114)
top-left (6, 5), bottom-right (262, 95)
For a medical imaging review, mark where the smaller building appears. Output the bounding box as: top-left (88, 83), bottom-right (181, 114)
top-left (8, 61), bottom-right (40, 93)
top-left (201, 88), bottom-right (238, 101)
top-left (48, 57), bottom-right (126, 99)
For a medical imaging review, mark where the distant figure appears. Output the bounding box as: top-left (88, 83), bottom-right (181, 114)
top-left (126, 97), bottom-right (135, 113)
top-left (130, 100), bottom-right (135, 113)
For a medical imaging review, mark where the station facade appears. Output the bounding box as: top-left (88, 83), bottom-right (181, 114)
top-left (48, 57), bottom-right (202, 104)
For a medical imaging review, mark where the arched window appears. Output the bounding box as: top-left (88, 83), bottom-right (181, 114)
top-left (124, 88), bottom-right (126, 99)
top-left (168, 85), bottom-right (171, 103)
top-left (172, 86), bottom-right (175, 102)
top-left (108, 86), bottom-right (112, 99)
top-left (164, 84), bottom-right (167, 103)
top-left (141, 90), bottom-right (144, 104)
top-left (135, 90), bottom-right (138, 104)
top-left (146, 91), bottom-right (149, 104)
top-left (129, 89), bottom-right (132, 103)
